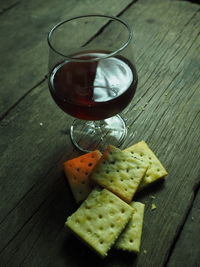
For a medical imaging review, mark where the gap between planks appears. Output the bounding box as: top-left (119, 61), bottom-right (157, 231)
top-left (0, 1), bottom-right (20, 15)
top-left (164, 179), bottom-right (200, 266)
top-left (0, 76), bottom-right (47, 121)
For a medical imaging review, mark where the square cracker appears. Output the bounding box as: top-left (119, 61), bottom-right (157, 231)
top-left (63, 150), bottom-right (102, 203)
top-left (65, 189), bottom-right (133, 257)
top-left (124, 141), bottom-right (168, 189)
top-left (90, 145), bottom-right (148, 203)
top-left (115, 202), bottom-right (145, 253)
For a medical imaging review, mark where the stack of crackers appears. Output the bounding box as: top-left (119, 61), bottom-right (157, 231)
top-left (64, 141), bottom-right (168, 257)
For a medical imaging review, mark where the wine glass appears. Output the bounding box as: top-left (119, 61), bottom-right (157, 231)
top-left (47, 14), bottom-right (138, 152)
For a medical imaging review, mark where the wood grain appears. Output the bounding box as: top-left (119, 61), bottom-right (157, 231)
top-left (0, 0), bottom-right (199, 266)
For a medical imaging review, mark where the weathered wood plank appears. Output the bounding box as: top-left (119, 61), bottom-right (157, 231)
top-left (166, 186), bottom-right (200, 267)
top-left (0, 81), bottom-right (74, 253)
top-left (0, 0), bottom-right (199, 266)
top-left (0, 0), bottom-right (134, 119)
top-left (119, 1), bottom-right (200, 266)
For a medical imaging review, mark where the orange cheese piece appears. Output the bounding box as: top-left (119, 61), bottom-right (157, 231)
top-left (63, 150), bottom-right (102, 203)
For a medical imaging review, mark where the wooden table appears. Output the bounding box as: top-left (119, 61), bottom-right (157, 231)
top-left (0, 0), bottom-right (199, 266)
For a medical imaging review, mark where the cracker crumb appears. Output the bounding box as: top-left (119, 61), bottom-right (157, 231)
top-left (150, 195), bottom-right (156, 199)
top-left (143, 249), bottom-right (147, 254)
top-left (151, 203), bottom-right (157, 210)
top-left (39, 122), bottom-right (43, 126)
top-left (191, 216), bottom-right (194, 221)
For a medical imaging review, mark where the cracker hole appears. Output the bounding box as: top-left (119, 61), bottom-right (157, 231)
top-left (88, 163), bottom-right (93, 167)
top-left (129, 239), bottom-right (133, 243)
top-left (121, 208), bottom-right (125, 214)
top-left (110, 209), bottom-right (115, 216)
top-left (110, 161), bottom-right (115, 164)
top-left (77, 168), bottom-right (80, 172)
top-left (106, 170), bottom-right (110, 174)
top-left (99, 226), bottom-right (103, 231)
top-left (110, 224), bottom-right (114, 228)
top-left (85, 172), bottom-right (89, 175)
top-left (100, 240), bottom-right (104, 244)
top-left (81, 181), bottom-right (85, 185)
top-left (86, 216), bottom-right (91, 221)
top-left (98, 214), bottom-right (103, 219)
top-left (137, 166), bottom-right (140, 169)
top-left (157, 168), bottom-right (160, 172)
top-left (85, 205), bottom-right (91, 210)
top-left (75, 219), bottom-right (80, 224)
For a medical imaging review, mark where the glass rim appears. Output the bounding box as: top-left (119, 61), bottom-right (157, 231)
top-left (47, 14), bottom-right (133, 62)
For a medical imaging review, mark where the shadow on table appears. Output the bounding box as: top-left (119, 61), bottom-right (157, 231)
top-left (62, 233), bottom-right (138, 267)
top-left (135, 179), bottom-right (166, 201)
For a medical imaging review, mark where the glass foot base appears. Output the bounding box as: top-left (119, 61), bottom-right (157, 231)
top-left (70, 115), bottom-right (127, 153)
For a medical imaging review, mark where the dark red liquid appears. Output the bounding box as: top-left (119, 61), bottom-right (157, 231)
top-left (49, 51), bottom-right (138, 120)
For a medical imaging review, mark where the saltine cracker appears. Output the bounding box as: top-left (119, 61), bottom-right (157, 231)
top-left (124, 141), bottom-right (168, 188)
top-left (115, 202), bottom-right (145, 253)
top-left (63, 150), bottom-right (102, 202)
top-left (65, 189), bottom-right (133, 257)
top-left (90, 145), bottom-right (148, 203)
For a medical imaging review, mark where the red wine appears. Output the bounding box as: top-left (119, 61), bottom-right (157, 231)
top-left (49, 51), bottom-right (138, 120)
